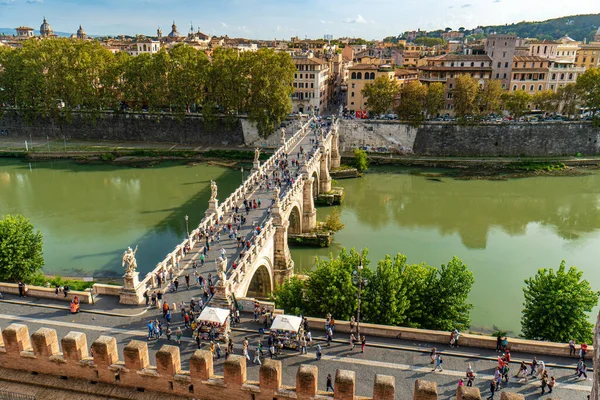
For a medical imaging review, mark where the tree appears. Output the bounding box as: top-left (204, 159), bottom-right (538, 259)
top-left (532, 90), bottom-right (558, 114)
top-left (413, 37), bottom-right (446, 47)
top-left (361, 75), bottom-right (400, 116)
top-left (453, 74), bottom-right (479, 119)
top-left (323, 207), bottom-right (345, 232)
top-left (304, 248), bottom-right (368, 320)
top-left (272, 276), bottom-right (308, 316)
top-left (425, 82), bottom-right (445, 118)
top-left (522, 261), bottom-right (599, 343)
top-left (397, 80), bottom-right (427, 124)
top-left (503, 90), bottom-right (531, 119)
top-left (555, 83), bottom-right (580, 118)
top-left (353, 148), bottom-right (369, 172)
top-left (362, 254), bottom-right (409, 326)
top-left (0, 215), bottom-right (44, 282)
top-left (577, 67), bottom-right (600, 120)
top-left (477, 79), bottom-right (504, 115)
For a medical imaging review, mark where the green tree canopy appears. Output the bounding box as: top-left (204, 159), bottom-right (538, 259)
top-left (503, 90), bottom-right (532, 119)
top-left (521, 261), bottom-right (599, 343)
top-left (453, 74), bottom-right (480, 119)
top-left (577, 67), bottom-right (600, 120)
top-left (425, 82), bottom-right (445, 118)
top-left (0, 215), bottom-right (44, 282)
top-left (361, 75), bottom-right (400, 116)
top-left (397, 80), bottom-right (427, 125)
top-left (477, 79), bottom-right (504, 115)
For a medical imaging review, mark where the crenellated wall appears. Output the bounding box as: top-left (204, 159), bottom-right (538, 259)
top-left (0, 323), bottom-right (394, 400)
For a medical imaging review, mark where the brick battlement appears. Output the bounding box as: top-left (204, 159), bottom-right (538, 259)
top-left (0, 323), bottom-right (396, 400)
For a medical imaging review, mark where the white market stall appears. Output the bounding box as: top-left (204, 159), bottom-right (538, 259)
top-left (270, 315), bottom-right (304, 349)
top-left (194, 307), bottom-right (230, 342)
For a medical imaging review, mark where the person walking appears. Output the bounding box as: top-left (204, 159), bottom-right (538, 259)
top-left (349, 333), bottom-right (356, 350)
top-left (176, 327), bottom-right (182, 345)
top-left (253, 348), bottom-right (261, 365)
top-left (487, 379), bottom-right (496, 399)
top-left (569, 339), bottom-right (576, 357)
top-left (578, 362), bottom-right (588, 379)
top-left (548, 376), bottom-right (555, 393)
top-left (432, 354), bottom-right (443, 372)
top-left (361, 335), bottom-right (366, 353)
top-left (316, 344), bottom-right (322, 360)
top-left (540, 372), bottom-right (549, 394)
top-left (166, 326), bottom-right (172, 341)
top-left (326, 374), bottom-right (334, 392)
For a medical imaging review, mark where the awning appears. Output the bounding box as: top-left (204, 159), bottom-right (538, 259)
top-left (270, 315), bottom-right (302, 332)
top-left (197, 307), bottom-right (229, 324)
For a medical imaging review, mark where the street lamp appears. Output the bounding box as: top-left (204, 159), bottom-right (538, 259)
top-left (185, 215), bottom-right (189, 238)
top-left (241, 167), bottom-right (244, 183)
top-left (352, 250), bottom-right (367, 338)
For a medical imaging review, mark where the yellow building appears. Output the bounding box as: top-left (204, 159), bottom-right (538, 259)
top-left (346, 63), bottom-right (395, 113)
top-left (575, 43), bottom-right (600, 70)
top-left (509, 56), bottom-right (549, 94)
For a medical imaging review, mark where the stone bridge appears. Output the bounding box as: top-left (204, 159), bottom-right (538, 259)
top-left (120, 115), bottom-right (340, 305)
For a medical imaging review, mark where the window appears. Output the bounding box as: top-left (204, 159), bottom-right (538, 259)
top-left (351, 72), bottom-right (356, 79)
top-left (530, 85), bottom-right (534, 91)
top-left (351, 83), bottom-right (355, 89)
top-left (311, 74), bottom-right (315, 79)
top-left (449, 83), bottom-right (453, 89)
top-left (300, 74), bottom-right (303, 79)
top-left (560, 73), bottom-right (565, 80)
top-left (502, 83), bottom-right (506, 89)
top-left (497, 62), bottom-right (501, 68)
top-left (350, 101), bottom-right (354, 105)
top-left (371, 72), bottom-right (375, 79)
top-left (357, 72), bottom-right (362, 79)
top-left (311, 83), bottom-right (314, 88)
top-left (538, 85), bottom-right (542, 91)
top-left (552, 73), bottom-right (556, 80)
top-left (496, 73), bottom-right (499, 79)
top-left (293, 82), bottom-right (297, 88)
top-left (460, 62), bottom-right (464, 67)
top-left (471, 62), bottom-right (474, 67)
top-left (512, 85), bottom-right (517, 91)
top-left (503, 73), bottom-right (507, 79)
top-left (540, 73), bottom-right (544, 80)
top-left (351, 91), bottom-right (354, 97)
top-left (521, 85), bottom-right (525, 90)
top-left (503, 52), bottom-right (506, 58)
top-left (550, 84), bottom-right (554, 90)
top-left (568, 73), bottom-right (573, 80)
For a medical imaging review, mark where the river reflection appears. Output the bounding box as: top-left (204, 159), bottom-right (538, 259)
top-left (290, 167), bottom-right (600, 333)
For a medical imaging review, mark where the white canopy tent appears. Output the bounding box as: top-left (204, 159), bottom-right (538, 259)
top-left (197, 307), bottom-right (229, 324)
top-left (270, 315), bottom-right (302, 332)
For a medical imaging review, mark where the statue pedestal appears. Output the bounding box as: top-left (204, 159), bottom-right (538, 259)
top-left (119, 272), bottom-right (145, 305)
top-left (252, 160), bottom-right (260, 172)
top-left (205, 199), bottom-right (221, 220)
top-left (211, 283), bottom-right (233, 310)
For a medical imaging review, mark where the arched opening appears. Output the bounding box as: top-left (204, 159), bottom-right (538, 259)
top-left (288, 205), bottom-right (302, 234)
top-left (312, 171), bottom-right (319, 198)
top-left (247, 265), bottom-right (272, 298)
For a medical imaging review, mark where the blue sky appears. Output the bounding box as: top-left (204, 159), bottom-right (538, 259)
top-left (0, 0), bottom-right (598, 39)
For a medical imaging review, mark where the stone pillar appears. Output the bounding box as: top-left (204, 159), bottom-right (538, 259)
top-left (224, 355), bottom-right (246, 387)
top-left (334, 369), bottom-right (355, 400)
top-left (123, 340), bottom-right (149, 371)
top-left (31, 328), bottom-right (60, 358)
top-left (331, 131), bottom-right (341, 169)
top-left (273, 220), bottom-right (294, 286)
top-left (205, 198), bottom-right (221, 220)
top-left (61, 331), bottom-right (89, 362)
top-left (156, 345), bottom-right (181, 376)
top-left (2, 324), bottom-right (31, 354)
top-left (296, 365), bottom-right (318, 400)
top-left (373, 375), bottom-right (395, 400)
top-left (302, 176), bottom-right (317, 233)
top-left (259, 359), bottom-right (282, 394)
top-left (414, 380), bottom-right (437, 400)
top-left (319, 150), bottom-right (332, 194)
top-left (456, 386), bottom-right (482, 400)
top-left (119, 271), bottom-right (144, 305)
top-left (211, 281), bottom-right (233, 310)
top-left (190, 350), bottom-right (213, 381)
top-left (500, 393), bottom-right (525, 400)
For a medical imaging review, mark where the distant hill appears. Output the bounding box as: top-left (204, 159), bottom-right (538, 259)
top-left (482, 14), bottom-right (600, 41)
top-left (0, 28), bottom-right (72, 38)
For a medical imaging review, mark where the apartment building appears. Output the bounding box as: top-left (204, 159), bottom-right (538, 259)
top-left (346, 64), bottom-right (394, 113)
top-left (484, 34), bottom-right (518, 89)
top-left (509, 56), bottom-right (549, 94)
top-left (291, 54), bottom-right (330, 114)
top-left (546, 60), bottom-right (585, 92)
top-left (575, 43), bottom-right (600, 70)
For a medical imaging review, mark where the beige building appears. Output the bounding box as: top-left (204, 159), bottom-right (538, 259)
top-left (528, 40), bottom-right (559, 59)
top-left (485, 34), bottom-right (518, 89)
top-left (291, 54), bottom-right (330, 114)
top-left (15, 26), bottom-right (34, 38)
top-left (509, 56), bottom-right (549, 94)
top-left (575, 43), bottom-right (600, 70)
top-left (546, 60), bottom-right (585, 92)
top-left (418, 54), bottom-right (493, 112)
top-left (128, 38), bottom-right (161, 56)
top-left (346, 63), bottom-right (394, 113)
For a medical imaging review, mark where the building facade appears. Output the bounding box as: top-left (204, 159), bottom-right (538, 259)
top-left (546, 60), bottom-right (585, 92)
top-left (484, 34), bottom-right (517, 89)
top-left (291, 54), bottom-right (330, 114)
top-left (509, 56), bottom-right (549, 94)
top-left (575, 43), bottom-right (600, 70)
top-left (346, 63), bottom-right (394, 114)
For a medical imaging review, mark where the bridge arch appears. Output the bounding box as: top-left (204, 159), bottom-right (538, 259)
top-left (288, 204), bottom-right (302, 234)
top-left (247, 264), bottom-right (273, 298)
top-left (311, 171), bottom-right (319, 197)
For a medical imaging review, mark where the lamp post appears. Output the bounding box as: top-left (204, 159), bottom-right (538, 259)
top-left (185, 215), bottom-right (189, 238)
top-left (241, 167), bottom-right (244, 183)
top-left (352, 250), bottom-right (367, 338)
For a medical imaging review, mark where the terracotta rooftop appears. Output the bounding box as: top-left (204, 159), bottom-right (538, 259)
top-left (514, 55), bottom-right (548, 62)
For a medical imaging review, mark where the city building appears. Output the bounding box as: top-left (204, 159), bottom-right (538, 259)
top-left (509, 56), bottom-right (549, 94)
top-left (346, 63), bottom-right (394, 114)
top-left (554, 36), bottom-right (579, 63)
top-left (291, 54), bottom-right (330, 114)
top-left (418, 54), bottom-right (493, 112)
top-left (128, 38), bottom-right (161, 56)
top-left (76, 25), bottom-right (87, 40)
top-left (528, 40), bottom-right (559, 59)
top-left (39, 17), bottom-right (55, 38)
top-left (485, 34), bottom-right (518, 89)
top-left (546, 60), bottom-right (585, 92)
top-left (575, 43), bottom-right (600, 70)
top-left (394, 68), bottom-right (419, 89)
top-left (15, 26), bottom-right (34, 38)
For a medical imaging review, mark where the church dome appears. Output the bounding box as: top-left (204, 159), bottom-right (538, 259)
top-left (168, 21), bottom-right (182, 38)
top-left (40, 17), bottom-right (53, 36)
top-left (77, 24), bottom-right (86, 39)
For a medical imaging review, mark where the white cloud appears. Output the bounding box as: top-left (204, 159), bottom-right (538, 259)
top-left (320, 20), bottom-right (332, 24)
top-left (26, 0), bottom-right (43, 3)
top-left (461, 3), bottom-right (472, 7)
top-left (237, 25), bottom-right (251, 34)
top-left (220, 21), bottom-right (228, 28)
top-left (343, 14), bottom-right (368, 24)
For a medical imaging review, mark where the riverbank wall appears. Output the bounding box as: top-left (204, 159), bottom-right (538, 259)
top-left (339, 120), bottom-right (600, 157)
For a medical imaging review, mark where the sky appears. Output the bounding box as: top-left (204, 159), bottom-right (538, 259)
top-left (0, 0), bottom-right (598, 39)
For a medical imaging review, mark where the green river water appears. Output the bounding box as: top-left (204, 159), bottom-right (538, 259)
top-left (1, 159), bottom-right (600, 333)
